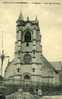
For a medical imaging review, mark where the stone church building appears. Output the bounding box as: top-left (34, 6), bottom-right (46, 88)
top-left (0, 13), bottom-right (62, 99)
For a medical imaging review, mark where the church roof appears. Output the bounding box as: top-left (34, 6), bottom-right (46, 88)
top-left (50, 61), bottom-right (62, 72)
top-left (41, 55), bottom-right (58, 74)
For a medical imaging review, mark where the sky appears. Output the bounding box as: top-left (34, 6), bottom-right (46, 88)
top-left (0, 0), bottom-right (62, 65)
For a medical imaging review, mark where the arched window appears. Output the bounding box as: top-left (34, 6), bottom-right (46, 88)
top-left (24, 31), bottom-right (31, 42)
top-left (23, 54), bottom-right (32, 64)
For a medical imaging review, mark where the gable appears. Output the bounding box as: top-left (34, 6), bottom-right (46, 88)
top-left (50, 61), bottom-right (62, 71)
top-left (41, 55), bottom-right (57, 76)
top-left (41, 64), bottom-right (56, 76)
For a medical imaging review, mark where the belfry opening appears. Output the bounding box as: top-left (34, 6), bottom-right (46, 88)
top-left (24, 31), bottom-right (31, 42)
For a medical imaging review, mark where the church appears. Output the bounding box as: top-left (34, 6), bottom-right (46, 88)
top-left (0, 13), bottom-right (62, 99)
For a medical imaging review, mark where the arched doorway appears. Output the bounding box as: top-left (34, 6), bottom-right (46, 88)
top-left (23, 73), bottom-right (31, 91)
top-left (24, 75), bottom-right (30, 80)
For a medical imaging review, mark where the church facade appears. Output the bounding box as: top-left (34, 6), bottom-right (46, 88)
top-left (3, 13), bottom-right (60, 99)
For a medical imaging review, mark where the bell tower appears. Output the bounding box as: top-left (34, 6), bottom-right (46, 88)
top-left (4, 12), bottom-right (57, 98)
top-left (15, 13), bottom-right (42, 65)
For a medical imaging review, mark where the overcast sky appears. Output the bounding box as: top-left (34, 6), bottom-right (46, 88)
top-left (0, 0), bottom-right (62, 63)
